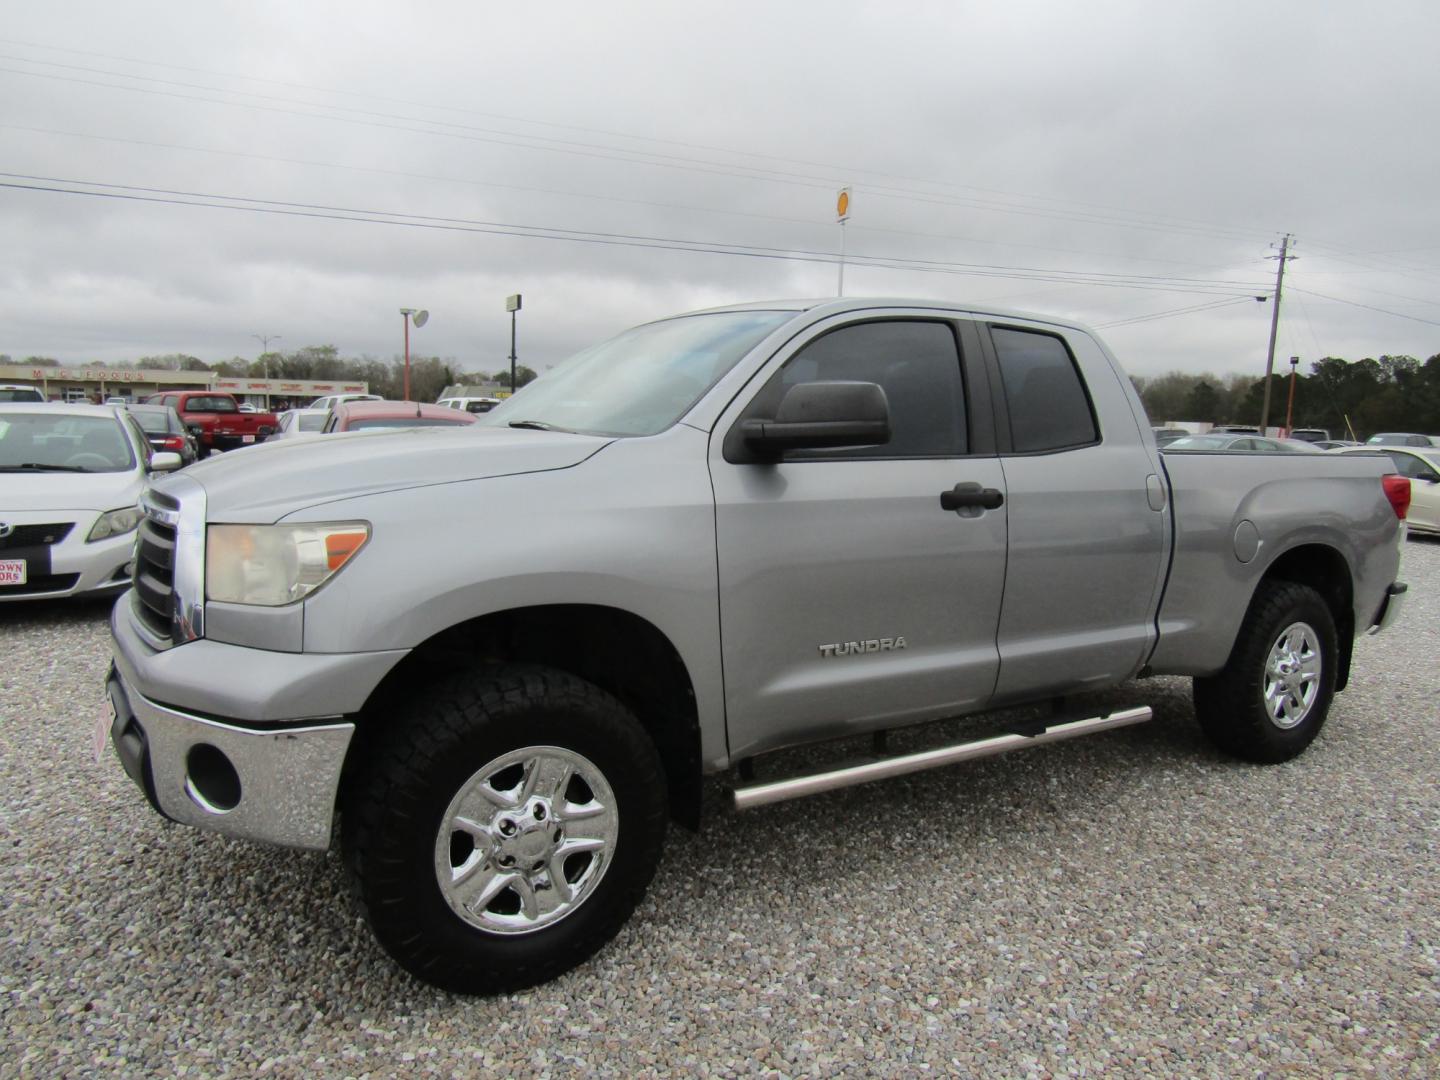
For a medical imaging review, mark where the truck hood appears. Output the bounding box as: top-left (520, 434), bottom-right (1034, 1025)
top-left (163, 426), bottom-right (614, 521)
top-left (1, 470), bottom-right (146, 512)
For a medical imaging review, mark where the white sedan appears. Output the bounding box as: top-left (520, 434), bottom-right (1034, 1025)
top-left (0, 403), bottom-right (181, 601)
top-left (1328, 445), bottom-right (1440, 537)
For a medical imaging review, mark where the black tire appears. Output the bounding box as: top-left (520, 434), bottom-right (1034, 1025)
top-left (342, 665), bottom-right (667, 994)
top-left (1193, 580), bottom-right (1338, 763)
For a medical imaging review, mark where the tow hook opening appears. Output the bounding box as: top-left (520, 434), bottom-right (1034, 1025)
top-left (185, 743), bottom-right (242, 813)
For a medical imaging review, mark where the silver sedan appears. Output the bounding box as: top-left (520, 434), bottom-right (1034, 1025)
top-left (0, 403), bottom-right (181, 601)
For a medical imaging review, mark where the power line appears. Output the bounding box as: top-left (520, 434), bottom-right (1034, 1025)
top-left (0, 62), bottom-right (1275, 247)
top-left (1094, 296), bottom-right (1264, 329)
top-left (0, 175), bottom-right (1271, 298)
top-left (1287, 287), bottom-right (1440, 329)
top-left (0, 37), bottom-right (1284, 241)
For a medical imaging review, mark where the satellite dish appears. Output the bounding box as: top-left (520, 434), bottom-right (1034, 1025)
top-left (412, 310), bottom-right (429, 328)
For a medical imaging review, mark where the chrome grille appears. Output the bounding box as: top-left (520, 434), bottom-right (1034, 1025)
top-left (131, 482), bottom-right (206, 648)
top-left (134, 515), bottom-right (177, 640)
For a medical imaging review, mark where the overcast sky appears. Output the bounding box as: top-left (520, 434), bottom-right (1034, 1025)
top-left (3, 1), bottom-right (1438, 381)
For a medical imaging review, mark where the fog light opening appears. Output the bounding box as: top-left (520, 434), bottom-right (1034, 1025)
top-left (185, 743), bottom-right (241, 813)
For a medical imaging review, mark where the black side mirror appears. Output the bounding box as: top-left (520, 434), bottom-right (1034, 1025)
top-left (741, 380), bottom-right (891, 458)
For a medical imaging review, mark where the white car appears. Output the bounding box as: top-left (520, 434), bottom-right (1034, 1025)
top-left (270, 407), bottom-right (330, 440)
top-left (0, 403), bottom-right (181, 600)
top-left (1329, 445), bottom-right (1440, 537)
top-left (436, 395), bottom-right (502, 414)
top-left (309, 393), bottom-right (382, 412)
top-left (0, 384), bottom-right (46, 403)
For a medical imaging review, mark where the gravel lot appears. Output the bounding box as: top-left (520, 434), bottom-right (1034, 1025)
top-left (2, 541), bottom-right (1437, 1077)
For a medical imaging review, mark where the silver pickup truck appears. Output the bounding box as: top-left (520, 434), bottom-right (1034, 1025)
top-left (104, 298), bottom-right (1409, 993)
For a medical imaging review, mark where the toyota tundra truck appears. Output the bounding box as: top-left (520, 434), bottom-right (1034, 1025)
top-left (103, 298), bottom-right (1409, 994)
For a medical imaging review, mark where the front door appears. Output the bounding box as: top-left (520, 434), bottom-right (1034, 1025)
top-left (709, 315), bottom-right (1009, 760)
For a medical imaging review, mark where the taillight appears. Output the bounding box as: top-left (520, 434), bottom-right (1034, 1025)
top-left (1382, 474), bottom-right (1411, 520)
top-left (160, 436), bottom-right (185, 450)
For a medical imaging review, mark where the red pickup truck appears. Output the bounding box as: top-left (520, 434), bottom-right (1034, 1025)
top-left (145, 391), bottom-right (278, 456)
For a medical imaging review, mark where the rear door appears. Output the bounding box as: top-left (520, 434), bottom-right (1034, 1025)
top-left (710, 313), bottom-right (1009, 760)
top-left (980, 322), bottom-right (1169, 701)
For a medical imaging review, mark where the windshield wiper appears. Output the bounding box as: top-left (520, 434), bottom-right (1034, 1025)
top-left (508, 419), bottom-right (568, 432)
top-left (0, 463), bottom-right (91, 473)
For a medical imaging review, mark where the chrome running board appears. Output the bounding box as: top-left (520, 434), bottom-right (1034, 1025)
top-left (731, 706), bottom-right (1152, 811)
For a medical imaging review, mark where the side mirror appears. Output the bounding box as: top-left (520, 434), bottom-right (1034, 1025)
top-left (741, 381), bottom-right (891, 458)
top-left (149, 452), bottom-right (183, 472)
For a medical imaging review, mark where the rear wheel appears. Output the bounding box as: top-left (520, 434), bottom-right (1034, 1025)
top-left (342, 665), bottom-right (667, 994)
top-left (1193, 580), bottom-right (1338, 763)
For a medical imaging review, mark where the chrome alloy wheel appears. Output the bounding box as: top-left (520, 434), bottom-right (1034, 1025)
top-left (434, 746), bottom-right (618, 935)
top-left (1263, 621), bottom-right (1322, 730)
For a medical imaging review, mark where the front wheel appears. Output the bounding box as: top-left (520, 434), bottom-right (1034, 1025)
top-left (342, 665), bottom-right (667, 994)
top-left (1193, 580), bottom-right (1338, 763)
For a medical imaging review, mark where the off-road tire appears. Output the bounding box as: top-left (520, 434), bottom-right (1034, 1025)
top-left (1193, 580), bottom-right (1338, 763)
top-left (342, 665), bottom-right (667, 994)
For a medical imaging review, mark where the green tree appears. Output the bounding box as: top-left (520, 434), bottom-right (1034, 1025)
top-left (1183, 379), bottom-right (1222, 423)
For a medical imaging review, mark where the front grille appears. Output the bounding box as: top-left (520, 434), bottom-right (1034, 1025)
top-left (134, 515), bottom-right (177, 640)
top-left (0, 523), bottom-right (74, 550)
top-left (0, 573), bottom-right (80, 596)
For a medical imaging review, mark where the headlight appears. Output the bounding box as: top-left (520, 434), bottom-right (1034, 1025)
top-left (87, 506), bottom-right (143, 542)
top-left (206, 522), bottom-right (370, 606)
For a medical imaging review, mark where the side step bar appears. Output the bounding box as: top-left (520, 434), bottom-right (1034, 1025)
top-left (731, 706), bottom-right (1152, 811)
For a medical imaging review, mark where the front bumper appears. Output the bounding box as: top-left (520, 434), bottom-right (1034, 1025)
top-left (107, 596), bottom-right (409, 849)
top-left (105, 661), bottom-right (353, 850)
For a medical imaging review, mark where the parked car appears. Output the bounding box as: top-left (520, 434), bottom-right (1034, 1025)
top-left (1366, 433), bottom-right (1433, 447)
top-left (1288, 428), bottom-right (1331, 443)
top-left (104, 297), bottom-right (1406, 994)
top-left (309, 393), bottom-right (382, 412)
top-left (0, 384), bottom-right (46, 403)
top-left (0, 403), bottom-right (180, 600)
top-left (324, 400), bottom-right (479, 432)
top-left (1210, 425), bottom-right (1261, 434)
top-left (123, 403), bottom-right (199, 466)
top-left (144, 391), bottom-right (278, 456)
top-left (1150, 427), bottom-right (1190, 446)
top-left (237, 402), bottom-right (259, 413)
top-left (1329, 445), bottom-right (1440, 536)
top-left (270, 408), bottom-right (330, 440)
top-left (1311, 439), bottom-right (1361, 450)
top-left (1163, 434), bottom-right (1323, 453)
top-left (437, 395), bottom-right (503, 414)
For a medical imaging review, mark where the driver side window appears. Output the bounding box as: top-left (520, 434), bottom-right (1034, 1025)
top-left (747, 320), bottom-right (968, 459)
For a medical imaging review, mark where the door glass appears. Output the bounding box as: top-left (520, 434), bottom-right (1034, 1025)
top-left (748, 320), bottom-right (967, 458)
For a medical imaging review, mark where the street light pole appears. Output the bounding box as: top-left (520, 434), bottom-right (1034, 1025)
top-left (251, 334), bottom-right (281, 409)
top-left (398, 308), bottom-right (429, 401)
top-left (506, 294), bottom-right (522, 394)
top-left (1284, 355), bottom-right (1300, 435)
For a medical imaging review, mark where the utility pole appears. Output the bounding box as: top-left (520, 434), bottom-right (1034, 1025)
top-left (506, 294), bottom-right (522, 394)
top-left (1258, 234), bottom-right (1295, 433)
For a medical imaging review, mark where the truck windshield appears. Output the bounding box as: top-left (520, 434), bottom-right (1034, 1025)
top-left (477, 310), bottom-right (793, 436)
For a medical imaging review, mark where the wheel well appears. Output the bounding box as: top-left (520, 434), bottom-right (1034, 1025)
top-left (1260, 544), bottom-right (1355, 690)
top-left (348, 605), bottom-right (703, 829)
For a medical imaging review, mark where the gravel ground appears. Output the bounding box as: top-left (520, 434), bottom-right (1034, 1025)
top-left (2, 541), bottom-right (1437, 1078)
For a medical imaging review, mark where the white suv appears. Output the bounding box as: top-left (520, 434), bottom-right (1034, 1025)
top-left (308, 393), bottom-right (382, 412)
top-left (0, 384), bottom-right (45, 403)
top-left (436, 396), bottom-right (502, 414)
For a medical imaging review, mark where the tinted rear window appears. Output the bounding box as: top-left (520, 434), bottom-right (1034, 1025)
top-left (991, 327), bottom-right (1098, 453)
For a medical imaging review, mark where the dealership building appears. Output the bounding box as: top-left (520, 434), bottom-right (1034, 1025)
top-left (1, 364), bottom-right (369, 409)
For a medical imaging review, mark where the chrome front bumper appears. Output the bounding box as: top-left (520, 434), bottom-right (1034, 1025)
top-left (106, 662), bottom-right (354, 851)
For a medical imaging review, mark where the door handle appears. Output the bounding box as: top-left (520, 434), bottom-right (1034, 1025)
top-left (940, 483), bottom-right (1004, 511)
